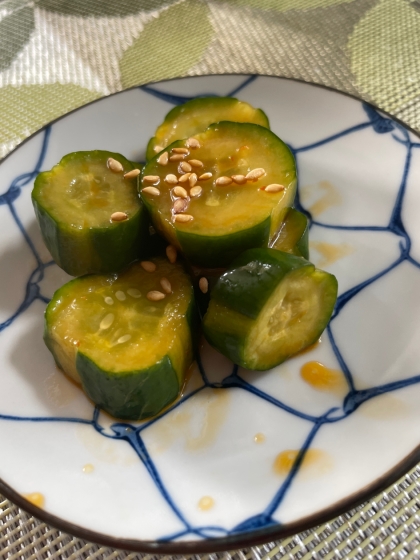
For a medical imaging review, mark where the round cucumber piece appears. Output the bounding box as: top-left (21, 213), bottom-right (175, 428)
top-left (140, 122), bottom-right (297, 267)
top-left (202, 249), bottom-right (337, 370)
top-left (146, 96), bottom-right (270, 160)
top-left (44, 258), bottom-right (195, 420)
top-left (32, 151), bottom-right (147, 276)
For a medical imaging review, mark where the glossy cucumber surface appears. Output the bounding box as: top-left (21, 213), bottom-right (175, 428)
top-left (32, 151), bottom-right (147, 276)
top-left (146, 96), bottom-right (269, 160)
top-left (271, 207), bottom-right (309, 259)
top-left (44, 259), bottom-right (195, 420)
top-left (202, 249), bottom-right (337, 370)
top-left (141, 122), bottom-right (296, 267)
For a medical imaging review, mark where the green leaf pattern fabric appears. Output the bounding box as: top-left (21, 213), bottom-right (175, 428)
top-left (1, 0), bottom-right (420, 158)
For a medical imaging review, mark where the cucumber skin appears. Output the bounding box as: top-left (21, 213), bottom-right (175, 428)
top-left (77, 353), bottom-right (180, 420)
top-left (32, 151), bottom-right (148, 277)
top-left (271, 208), bottom-right (310, 260)
top-left (212, 248), bottom-right (312, 320)
top-left (202, 248), bottom-right (338, 370)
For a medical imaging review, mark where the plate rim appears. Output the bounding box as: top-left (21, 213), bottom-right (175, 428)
top-left (1, 73), bottom-right (419, 554)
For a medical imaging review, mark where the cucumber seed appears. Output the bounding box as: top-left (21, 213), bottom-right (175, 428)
top-left (141, 261), bottom-right (157, 272)
top-left (147, 291), bottom-right (166, 301)
top-left (160, 277), bottom-right (172, 294)
top-left (100, 313), bottom-right (114, 330)
top-left (104, 296), bottom-right (114, 305)
top-left (115, 290), bottom-right (126, 301)
top-left (117, 334), bottom-right (132, 344)
top-left (127, 288), bottom-right (141, 298)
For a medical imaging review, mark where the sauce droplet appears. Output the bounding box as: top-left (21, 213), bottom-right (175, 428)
top-left (300, 361), bottom-right (346, 392)
top-left (254, 433), bottom-right (266, 444)
top-left (198, 496), bottom-right (214, 511)
top-left (23, 492), bottom-right (45, 508)
top-left (82, 463), bottom-right (95, 474)
top-left (273, 448), bottom-right (330, 476)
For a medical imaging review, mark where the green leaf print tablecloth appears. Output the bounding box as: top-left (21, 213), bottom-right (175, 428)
top-left (1, 0), bottom-right (420, 558)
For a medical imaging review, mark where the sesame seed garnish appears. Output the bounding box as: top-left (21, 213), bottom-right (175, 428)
top-left (100, 313), bottom-right (114, 330)
top-left (188, 159), bottom-right (203, 168)
top-left (142, 186), bottom-right (160, 196)
top-left (124, 169), bottom-right (140, 180)
top-left (166, 245), bottom-right (177, 263)
top-left (116, 290), bottom-right (126, 301)
top-left (165, 174), bottom-right (178, 185)
top-left (160, 277), bottom-right (172, 294)
top-left (173, 186), bottom-right (188, 198)
top-left (157, 152), bottom-right (169, 165)
top-left (180, 161), bottom-right (192, 173)
top-left (186, 138), bottom-right (200, 149)
top-left (104, 296), bottom-right (114, 305)
top-left (179, 173), bottom-right (191, 183)
top-left (246, 168), bottom-right (266, 181)
top-left (190, 186), bottom-right (202, 197)
top-left (215, 176), bottom-right (233, 186)
top-left (199, 277), bottom-right (209, 294)
top-left (127, 288), bottom-right (141, 298)
top-left (231, 174), bottom-right (247, 184)
top-left (264, 184), bottom-right (285, 193)
top-left (173, 198), bottom-right (189, 214)
top-left (189, 173), bottom-right (198, 187)
top-left (147, 290), bottom-right (166, 301)
top-left (172, 147), bottom-right (189, 154)
top-left (143, 175), bottom-right (160, 184)
top-left (117, 334), bottom-right (132, 344)
top-left (111, 211), bottom-right (128, 222)
top-left (174, 213), bottom-right (193, 223)
top-left (107, 158), bottom-right (123, 173)
top-left (154, 145), bottom-right (163, 153)
top-left (198, 172), bottom-right (212, 181)
top-left (141, 261), bottom-right (156, 272)
top-left (169, 154), bottom-right (185, 162)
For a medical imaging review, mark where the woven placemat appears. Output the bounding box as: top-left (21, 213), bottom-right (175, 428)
top-left (1, 0), bottom-right (420, 557)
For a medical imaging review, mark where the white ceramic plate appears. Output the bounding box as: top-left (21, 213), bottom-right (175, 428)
top-left (1, 75), bottom-right (420, 553)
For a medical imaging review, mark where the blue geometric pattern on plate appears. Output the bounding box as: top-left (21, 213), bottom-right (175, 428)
top-left (1, 76), bottom-right (420, 542)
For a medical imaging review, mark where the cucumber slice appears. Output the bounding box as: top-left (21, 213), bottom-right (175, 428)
top-left (271, 208), bottom-right (309, 259)
top-left (141, 122), bottom-right (296, 267)
top-left (202, 249), bottom-right (337, 370)
top-left (32, 151), bottom-right (147, 276)
top-left (44, 259), bottom-right (195, 420)
top-left (146, 96), bottom-right (269, 160)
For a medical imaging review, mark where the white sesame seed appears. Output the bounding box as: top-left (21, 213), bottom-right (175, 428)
top-left (141, 261), bottom-right (156, 272)
top-left (143, 175), bottom-right (160, 184)
top-left (231, 174), bottom-right (247, 184)
top-left (180, 161), bottom-right (192, 173)
top-left (199, 277), bottom-right (209, 294)
top-left (157, 152), bottom-right (169, 165)
top-left (189, 173), bottom-right (198, 187)
top-left (160, 277), bottom-right (172, 294)
top-left (173, 186), bottom-right (188, 198)
top-left (166, 245), bottom-right (177, 263)
top-left (142, 186), bottom-right (160, 196)
top-left (115, 290), bottom-right (126, 301)
top-left (264, 184), bottom-right (285, 193)
top-left (246, 168), bottom-right (266, 181)
top-left (127, 288), bottom-right (141, 298)
top-left (188, 159), bottom-right (203, 168)
top-left (172, 147), bottom-right (189, 154)
top-left (107, 158), bottom-right (123, 173)
top-left (215, 176), bottom-right (233, 186)
top-left (124, 169), bottom-right (140, 180)
top-left (174, 213), bottom-right (193, 223)
top-left (117, 334), bottom-right (132, 344)
top-left (104, 296), bottom-right (114, 305)
top-left (198, 172), bottom-right (212, 181)
top-left (173, 198), bottom-right (189, 214)
top-left (179, 173), bottom-right (191, 183)
top-left (153, 145), bottom-right (163, 153)
top-left (190, 186), bottom-right (202, 197)
top-left (111, 211), bottom-right (128, 222)
top-left (147, 291), bottom-right (166, 301)
top-left (165, 174), bottom-right (178, 185)
top-left (186, 138), bottom-right (200, 149)
top-left (169, 154), bottom-right (185, 162)
top-left (100, 313), bottom-right (114, 330)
